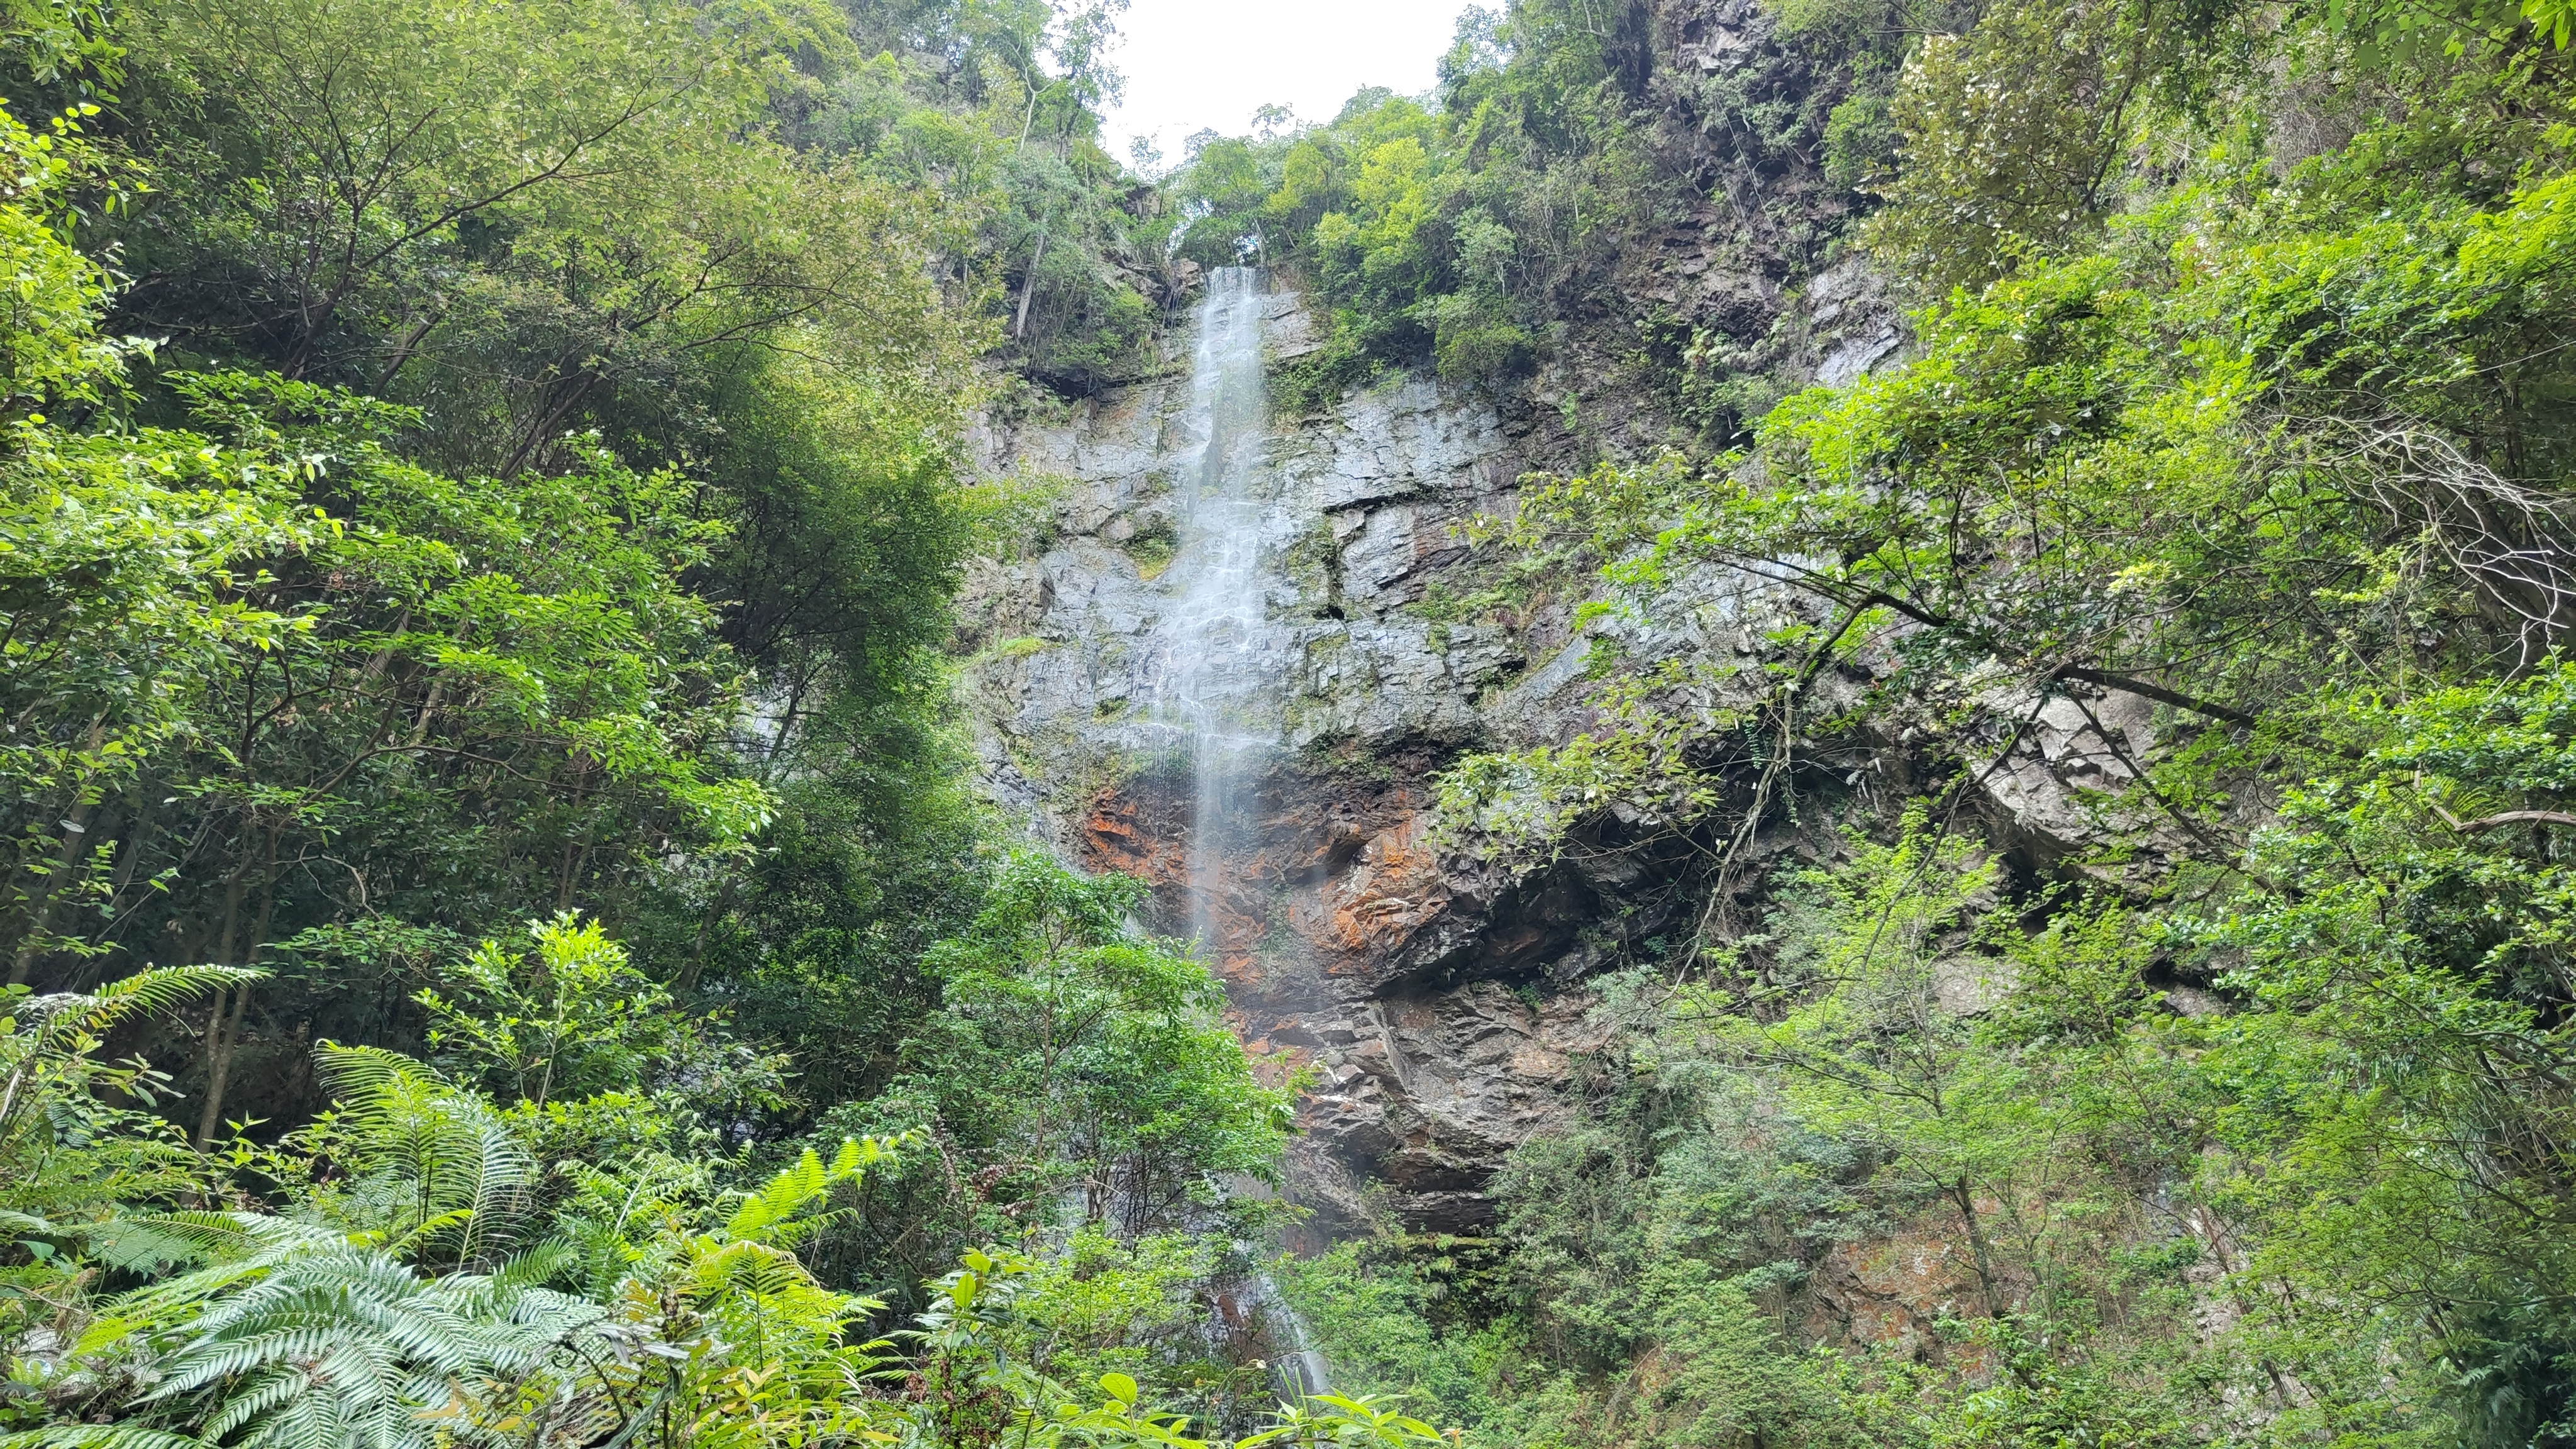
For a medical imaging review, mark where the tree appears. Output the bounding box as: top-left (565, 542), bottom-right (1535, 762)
top-left (902, 854), bottom-right (1294, 1237)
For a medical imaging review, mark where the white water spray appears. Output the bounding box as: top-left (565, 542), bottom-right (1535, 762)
top-left (1150, 266), bottom-right (1333, 1401)
top-left (1155, 265), bottom-right (1287, 958)
top-left (1268, 1299), bottom-right (1333, 1402)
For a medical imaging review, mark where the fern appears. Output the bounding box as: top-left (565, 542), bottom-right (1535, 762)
top-left (3, 965), bottom-right (248, 1228)
top-left (307, 1045), bottom-right (418, 1101)
top-left (297, 1045), bottom-right (538, 1268)
top-left (0, 1427), bottom-right (216, 1449)
top-left (21, 966), bottom-right (265, 1053)
top-left (79, 1210), bottom-right (277, 1275)
top-left (717, 1133), bottom-right (908, 1248)
top-left (113, 1237), bottom-right (609, 1449)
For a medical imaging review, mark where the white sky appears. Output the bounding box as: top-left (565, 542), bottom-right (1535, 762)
top-left (1101, 0), bottom-right (1478, 170)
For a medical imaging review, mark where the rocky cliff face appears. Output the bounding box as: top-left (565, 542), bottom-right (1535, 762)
top-left (966, 285), bottom-right (1525, 1234)
top-left (1508, 0), bottom-right (1919, 454)
top-left (950, 0), bottom-right (2144, 1241)
top-left (958, 279), bottom-right (1845, 1235)
top-left (949, 14), bottom-right (2224, 1388)
top-left (960, 282), bottom-right (2176, 1246)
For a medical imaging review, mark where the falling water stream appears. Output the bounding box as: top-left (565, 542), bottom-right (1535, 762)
top-left (1155, 265), bottom-right (1285, 960)
top-left (1149, 265), bottom-right (1333, 1401)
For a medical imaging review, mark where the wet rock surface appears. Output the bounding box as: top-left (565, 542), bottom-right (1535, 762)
top-left (958, 275), bottom-right (2111, 1235)
top-left (951, 4), bottom-right (2200, 1374)
top-left (962, 285), bottom-right (1675, 1232)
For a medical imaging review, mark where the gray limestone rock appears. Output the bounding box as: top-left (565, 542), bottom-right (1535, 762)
top-left (955, 284), bottom-right (2063, 1236)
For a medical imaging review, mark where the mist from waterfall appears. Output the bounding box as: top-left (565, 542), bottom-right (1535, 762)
top-left (1150, 265), bottom-right (1335, 1402)
top-left (1158, 265), bottom-right (1281, 958)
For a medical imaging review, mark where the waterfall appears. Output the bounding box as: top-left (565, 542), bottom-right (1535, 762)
top-left (1150, 266), bottom-right (1333, 1402)
top-left (1269, 1299), bottom-right (1334, 1401)
top-left (1157, 265), bottom-right (1283, 961)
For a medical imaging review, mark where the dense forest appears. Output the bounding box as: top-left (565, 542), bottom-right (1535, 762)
top-left (3, 0), bottom-right (2575, 1440)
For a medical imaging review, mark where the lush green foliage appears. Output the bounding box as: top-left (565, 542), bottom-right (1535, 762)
top-left (16, 0), bottom-right (2576, 1438)
top-left (1158, 0), bottom-right (1963, 436)
top-left (1163, 9), bottom-right (1643, 401)
top-left (0, 916), bottom-right (1420, 1448)
top-left (0, 0), bottom-right (1432, 1442)
top-left (1276, 0), bottom-right (2576, 1446)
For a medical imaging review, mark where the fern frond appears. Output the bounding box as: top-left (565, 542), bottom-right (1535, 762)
top-left (83, 1209), bottom-right (280, 1273)
top-left (264, 1383), bottom-right (350, 1449)
top-left (30, 966), bottom-right (264, 1048)
top-left (113, 1229), bottom-right (609, 1449)
top-left (84, 1222), bottom-right (216, 1274)
top-left (684, 1240), bottom-right (817, 1302)
top-left (201, 1364), bottom-right (325, 1439)
top-left (455, 1119), bottom-right (536, 1262)
top-left (311, 1043), bottom-right (438, 1102)
top-left (186, 1326), bottom-right (357, 1392)
top-left (721, 1147), bottom-right (827, 1243)
top-left (377, 1207), bottom-right (475, 1258)
top-left (481, 1240), bottom-right (574, 1296)
top-left (313, 1050), bottom-right (538, 1258)
top-left (0, 1426), bottom-right (214, 1449)
top-left (107, 1218), bottom-right (344, 1322)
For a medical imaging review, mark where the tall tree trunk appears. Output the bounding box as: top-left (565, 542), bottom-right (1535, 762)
top-left (191, 864), bottom-right (249, 1151)
top-left (9, 717), bottom-right (109, 985)
top-left (1013, 225), bottom-right (1050, 340)
top-left (9, 797), bottom-right (96, 986)
top-left (195, 830), bottom-right (279, 1149)
top-left (1948, 1175), bottom-right (2009, 1319)
top-left (194, 987), bottom-right (252, 1148)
